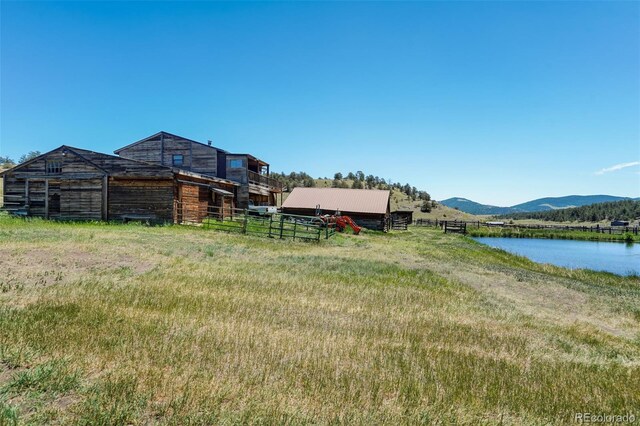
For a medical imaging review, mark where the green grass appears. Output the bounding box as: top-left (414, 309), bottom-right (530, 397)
top-left (0, 214), bottom-right (638, 424)
top-left (467, 225), bottom-right (640, 242)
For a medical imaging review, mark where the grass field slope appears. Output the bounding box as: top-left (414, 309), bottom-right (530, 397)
top-left (0, 215), bottom-right (639, 424)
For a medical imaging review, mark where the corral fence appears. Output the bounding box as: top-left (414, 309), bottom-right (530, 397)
top-left (414, 218), bottom-right (639, 235)
top-left (390, 217), bottom-right (409, 231)
top-left (174, 201), bottom-right (336, 241)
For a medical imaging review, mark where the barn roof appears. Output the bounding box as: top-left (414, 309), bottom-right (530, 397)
top-left (114, 131), bottom-right (228, 155)
top-left (282, 188), bottom-right (390, 215)
top-left (70, 147), bottom-right (238, 185)
top-left (68, 146), bottom-right (175, 178)
top-left (0, 146), bottom-right (239, 186)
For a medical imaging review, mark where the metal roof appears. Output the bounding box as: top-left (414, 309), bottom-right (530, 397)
top-left (282, 188), bottom-right (390, 215)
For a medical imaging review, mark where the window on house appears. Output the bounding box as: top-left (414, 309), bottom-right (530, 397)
top-left (45, 160), bottom-right (62, 174)
top-left (229, 159), bottom-right (243, 168)
top-left (172, 154), bottom-right (184, 166)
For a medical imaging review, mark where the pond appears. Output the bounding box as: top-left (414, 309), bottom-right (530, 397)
top-left (472, 237), bottom-right (640, 276)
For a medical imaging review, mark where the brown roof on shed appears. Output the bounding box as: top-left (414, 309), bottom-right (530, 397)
top-left (282, 188), bottom-right (390, 215)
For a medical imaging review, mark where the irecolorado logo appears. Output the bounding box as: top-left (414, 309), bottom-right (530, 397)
top-left (575, 413), bottom-right (636, 424)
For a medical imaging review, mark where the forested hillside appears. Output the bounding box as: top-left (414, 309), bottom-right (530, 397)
top-left (273, 170), bottom-right (481, 220)
top-left (499, 200), bottom-right (640, 222)
top-left (273, 170), bottom-right (432, 205)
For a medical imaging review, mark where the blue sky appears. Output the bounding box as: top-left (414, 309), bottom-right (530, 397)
top-left (1, 1), bottom-right (638, 206)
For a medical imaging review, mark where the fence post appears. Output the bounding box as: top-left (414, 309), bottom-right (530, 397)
top-left (268, 214), bottom-right (273, 238)
top-left (293, 220), bottom-right (297, 241)
top-left (279, 215), bottom-right (285, 239)
top-left (242, 209), bottom-right (248, 234)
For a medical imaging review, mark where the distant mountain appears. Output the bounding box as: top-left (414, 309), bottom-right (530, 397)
top-left (500, 200), bottom-right (640, 222)
top-left (439, 198), bottom-right (514, 215)
top-left (510, 195), bottom-right (637, 212)
top-left (440, 195), bottom-right (638, 215)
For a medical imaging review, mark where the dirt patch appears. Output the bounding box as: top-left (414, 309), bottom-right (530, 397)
top-left (0, 247), bottom-right (154, 293)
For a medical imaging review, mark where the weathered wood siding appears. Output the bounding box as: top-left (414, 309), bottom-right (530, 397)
top-left (190, 142), bottom-right (218, 176)
top-left (117, 133), bottom-right (218, 177)
top-left (226, 155), bottom-right (249, 208)
top-left (113, 137), bottom-right (162, 164)
top-left (3, 175), bottom-right (25, 212)
top-left (60, 179), bottom-right (103, 220)
top-left (2, 150), bottom-right (106, 220)
top-left (178, 182), bottom-right (211, 223)
top-left (108, 178), bottom-right (174, 222)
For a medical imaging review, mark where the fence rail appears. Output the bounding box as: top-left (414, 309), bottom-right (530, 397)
top-left (174, 201), bottom-right (335, 241)
top-left (413, 218), bottom-right (639, 235)
top-left (391, 217), bottom-right (409, 231)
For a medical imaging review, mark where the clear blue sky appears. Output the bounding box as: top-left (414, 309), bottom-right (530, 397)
top-left (1, 1), bottom-right (638, 206)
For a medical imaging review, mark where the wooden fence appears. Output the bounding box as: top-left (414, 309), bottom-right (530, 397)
top-left (174, 202), bottom-right (336, 241)
top-left (414, 218), bottom-right (639, 235)
top-left (391, 217), bottom-right (409, 231)
top-left (444, 221), bottom-right (466, 234)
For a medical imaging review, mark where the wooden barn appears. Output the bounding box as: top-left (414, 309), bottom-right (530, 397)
top-left (0, 146), bottom-right (238, 223)
top-left (115, 131), bottom-right (283, 209)
top-left (281, 187), bottom-right (391, 231)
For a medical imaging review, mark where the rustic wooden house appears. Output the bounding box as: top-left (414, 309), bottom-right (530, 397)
top-left (281, 187), bottom-right (391, 231)
top-left (115, 131), bottom-right (282, 209)
top-left (0, 146), bottom-right (238, 222)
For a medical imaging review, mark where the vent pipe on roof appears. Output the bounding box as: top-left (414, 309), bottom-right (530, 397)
top-left (208, 140), bottom-right (212, 146)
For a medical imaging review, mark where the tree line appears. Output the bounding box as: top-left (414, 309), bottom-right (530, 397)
top-left (0, 151), bottom-right (42, 167)
top-left (272, 171), bottom-right (436, 212)
top-left (273, 171), bottom-right (431, 201)
top-left (499, 200), bottom-right (640, 222)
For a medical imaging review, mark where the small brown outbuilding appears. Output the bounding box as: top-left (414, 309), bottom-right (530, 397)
top-left (281, 187), bottom-right (391, 231)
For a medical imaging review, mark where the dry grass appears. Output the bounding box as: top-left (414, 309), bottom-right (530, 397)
top-left (0, 215), bottom-right (638, 424)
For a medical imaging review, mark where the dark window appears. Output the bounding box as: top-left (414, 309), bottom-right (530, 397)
top-left (229, 159), bottom-right (243, 168)
top-left (172, 154), bottom-right (184, 166)
top-left (45, 161), bottom-right (62, 174)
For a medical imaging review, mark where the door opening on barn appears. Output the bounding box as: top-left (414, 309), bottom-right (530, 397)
top-left (48, 182), bottom-right (61, 219)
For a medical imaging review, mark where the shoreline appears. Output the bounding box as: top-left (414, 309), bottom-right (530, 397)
top-left (465, 227), bottom-right (639, 243)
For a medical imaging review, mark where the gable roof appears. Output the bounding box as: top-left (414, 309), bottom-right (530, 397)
top-left (68, 146), bottom-right (175, 178)
top-left (114, 131), bottom-right (228, 155)
top-left (0, 146), bottom-right (238, 186)
top-left (282, 188), bottom-right (390, 215)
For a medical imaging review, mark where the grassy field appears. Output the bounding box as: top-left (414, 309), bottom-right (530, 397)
top-left (0, 215), bottom-right (639, 424)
